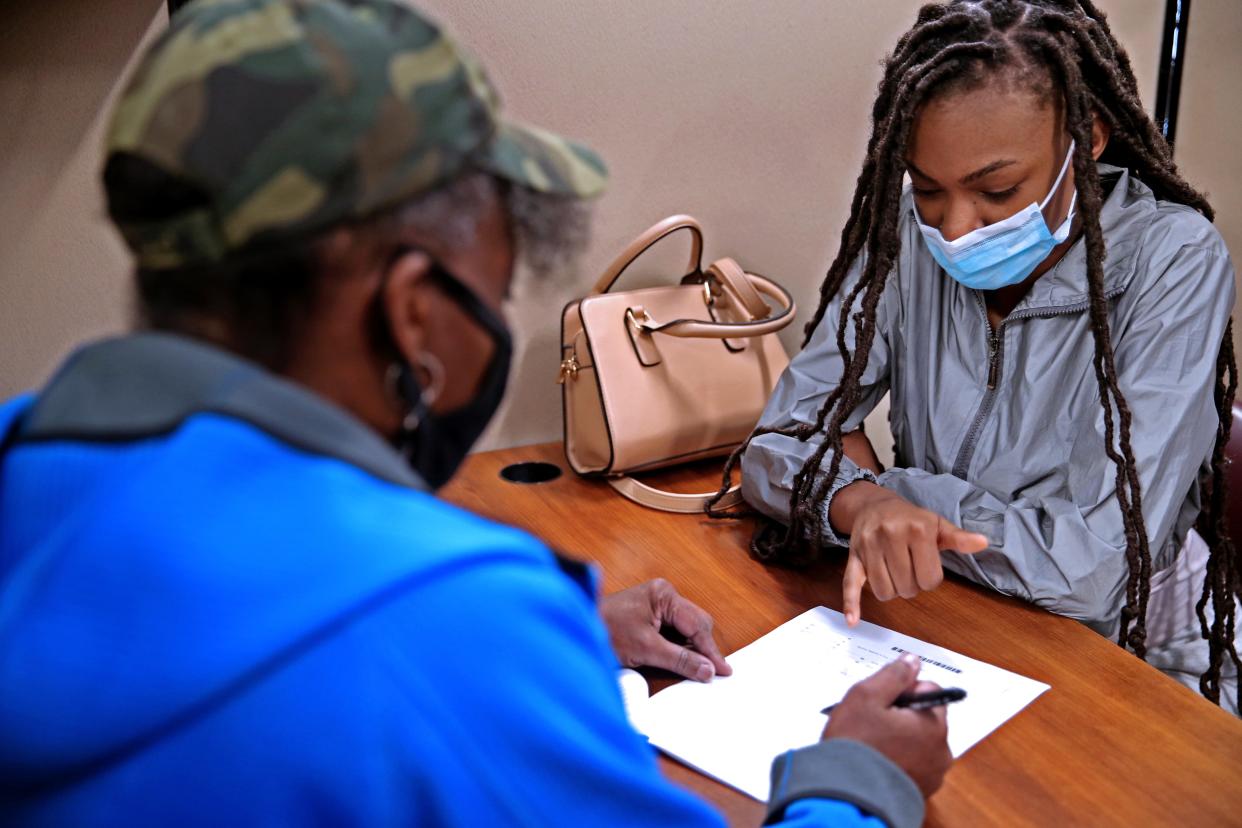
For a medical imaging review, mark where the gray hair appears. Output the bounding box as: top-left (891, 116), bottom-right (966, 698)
top-left (387, 170), bottom-right (593, 276)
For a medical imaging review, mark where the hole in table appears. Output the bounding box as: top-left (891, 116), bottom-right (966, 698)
top-left (500, 461), bottom-right (563, 484)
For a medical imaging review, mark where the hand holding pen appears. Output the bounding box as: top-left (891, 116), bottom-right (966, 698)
top-left (819, 654), bottom-right (955, 797)
top-left (823, 686), bottom-right (967, 715)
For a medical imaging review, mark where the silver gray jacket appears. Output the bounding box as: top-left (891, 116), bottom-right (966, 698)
top-left (742, 165), bottom-right (1236, 632)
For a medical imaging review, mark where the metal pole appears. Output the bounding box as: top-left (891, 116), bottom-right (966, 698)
top-left (1154, 0), bottom-right (1192, 150)
top-left (167, 0), bottom-right (195, 18)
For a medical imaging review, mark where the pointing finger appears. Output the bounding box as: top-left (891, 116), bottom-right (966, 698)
top-left (842, 552), bottom-right (867, 627)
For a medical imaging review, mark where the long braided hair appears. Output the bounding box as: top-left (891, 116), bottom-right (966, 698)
top-left (710, 0), bottom-right (1240, 708)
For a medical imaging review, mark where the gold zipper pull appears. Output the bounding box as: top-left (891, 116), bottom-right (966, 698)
top-left (557, 354), bottom-right (580, 384)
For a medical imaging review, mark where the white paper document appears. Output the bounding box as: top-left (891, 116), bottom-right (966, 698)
top-left (634, 606), bottom-right (1049, 802)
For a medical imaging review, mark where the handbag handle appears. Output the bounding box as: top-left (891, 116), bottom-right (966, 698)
top-left (607, 476), bottom-right (744, 514)
top-left (707, 257), bottom-right (770, 320)
top-left (626, 271), bottom-right (796, 339)
top-left (593, 215), bottom-right (704, 295)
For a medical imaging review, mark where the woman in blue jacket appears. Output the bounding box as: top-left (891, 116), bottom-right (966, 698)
top-left (0, 1), bottom-right (951, 825)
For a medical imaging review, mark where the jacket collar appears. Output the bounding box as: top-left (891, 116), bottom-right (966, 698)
top-left (1012, 163), bottom-right (1154, 311)
top-left (20, 332), bottom-right (427, 491)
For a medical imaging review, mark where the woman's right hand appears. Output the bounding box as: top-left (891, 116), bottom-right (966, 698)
top-left (829, 481), bottom-right (989, 626)
top-left (823, 654), bottom-right (953, 797)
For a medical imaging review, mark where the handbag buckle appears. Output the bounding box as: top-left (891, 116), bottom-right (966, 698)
top-left (702, 278), bottom-right (723, 307)
top-left (625, 307), bottom-right (663, 367)
top-left (625, 306), bottom-right (656, 331)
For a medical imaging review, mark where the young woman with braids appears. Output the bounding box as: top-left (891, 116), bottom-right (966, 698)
top-left (721, 0), bottom-right (1241, 713)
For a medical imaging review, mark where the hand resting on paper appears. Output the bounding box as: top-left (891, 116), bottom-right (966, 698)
top-left (599, 579), bottom-right (733, 683)
top-left (824, 653), bottom-right (953, 797)
top-left (833, 430), bottom-right (989, 626)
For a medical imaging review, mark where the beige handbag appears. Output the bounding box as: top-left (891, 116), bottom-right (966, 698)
top-left (558, 215), bottom-right (796, 513)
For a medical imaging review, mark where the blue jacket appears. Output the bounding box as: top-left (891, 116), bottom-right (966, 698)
top-left (0, 334), bottom-right (921, 827)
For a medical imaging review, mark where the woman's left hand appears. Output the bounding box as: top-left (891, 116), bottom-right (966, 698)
top-left (599, 579), bottom-right (733, 682)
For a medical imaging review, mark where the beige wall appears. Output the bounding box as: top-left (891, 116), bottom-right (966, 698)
top-left (0, 0), bottom-right (166, 400)
top-left (413, 0), bottom-right (1165, 454)
top-left (1, 0), bottom-right (1230, 460)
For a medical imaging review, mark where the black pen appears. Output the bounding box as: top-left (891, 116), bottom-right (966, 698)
top-left (821, 687), bottom-right (967, 715)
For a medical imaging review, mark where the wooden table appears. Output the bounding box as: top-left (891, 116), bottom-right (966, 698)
top-left (442, 442), bottom-right (1242, 827)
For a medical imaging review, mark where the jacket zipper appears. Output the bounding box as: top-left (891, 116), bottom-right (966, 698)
top-left (986, 328), bottom-right (1002, 389)
top-left (951, 294), bottom-right (1003, 478)
top-left (949, 286), bottom-right (1126, 480)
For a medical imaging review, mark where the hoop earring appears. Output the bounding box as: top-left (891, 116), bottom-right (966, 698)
top-left (385, 363), bottom-right (416, 429)
top-left (386, 352), bottom-right (445, 434)
top-left (414, 351), bottom-right (445, 407)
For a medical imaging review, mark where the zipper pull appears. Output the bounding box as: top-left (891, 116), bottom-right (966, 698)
top-left (557, 354), bottom-right (579, 384)
top-left (986, 332), bottom-right (1000, 389)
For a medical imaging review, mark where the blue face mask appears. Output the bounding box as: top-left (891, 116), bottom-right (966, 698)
top-left (914, 141), bottom-right (1078, 291)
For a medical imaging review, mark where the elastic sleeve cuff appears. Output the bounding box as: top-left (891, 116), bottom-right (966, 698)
top-left (820, 466), bottom-right (879, 547)
top-left (764, 739), bottom-right (924, 828)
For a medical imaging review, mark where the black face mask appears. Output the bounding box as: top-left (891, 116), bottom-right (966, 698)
top-left (390, 259), bottom-right (513, 489)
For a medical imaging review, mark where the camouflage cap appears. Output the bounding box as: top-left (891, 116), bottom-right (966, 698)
top-left (105, 0), bottom-right (607, 270)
